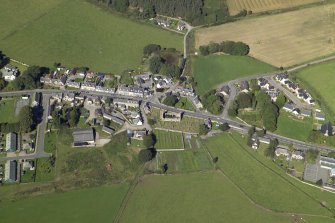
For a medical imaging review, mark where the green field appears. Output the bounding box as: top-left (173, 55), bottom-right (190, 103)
top-left (121, 172), bottom-right (326, 223)
top-left (295, 61), bottom-right (335, 117)
top-left (0, 0), bottom-right (183, 73)
top-left (154, 129), bottom-right (184, 149)
top-left (192, 55), bottom-right (276, 95)
top-left (275, 111), bottom-right (314, 141)
top-left (0, 185), bottom-right (128, 223)
top-left (0, 98), bottom-right (18, 123)
top-left (203, 133), bottom-right (335, 216)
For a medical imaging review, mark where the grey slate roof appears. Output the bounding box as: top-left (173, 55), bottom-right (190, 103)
top-left (72, 128), bottom-right (94, 144)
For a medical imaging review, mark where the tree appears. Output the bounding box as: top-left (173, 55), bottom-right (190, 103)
top-left (228, 101), bottom-right (238, 117)
top-left (250, 79), bottom-right (260, 92)
top-left (213, 157), bottom-right (219, 163)
top-left (219, 123), bottom-right (230, 131)
top-left (148, 118), bottom-right (156, 126)
top-left (143, 44), bottom-right (161, 56)
top-left (199, 45), bottom-right (209, 56)
top-left (0, 51), bottom-right (9, 68)
top-left (0, 78), bottom-right (6, 90)
top-left (328, 151), bottom-right (335, 159)
top-left (275, 92), bottom-right (286, 109)
top-left (143, 134), bottom-right (156, 148)
top-left (19, 106), bottom-right (33, 132)
top-left (163, 95), bottom-right (178, 106)
top-left (113, 0), bottom-right (129, 12)
top-left (199, 124), bottom-right (209, 135)
top-left (264, 146), bottom-right (275, 158)
top-left (162, 163), bottom-right (168, 173)
top-left (262, 103), bottom-right (278, 131)
top-left (306, 149), bottom-right (319, 163)
top-left (138, 148), bottom-right (156, 163)
top-left (149, 56), bottom-right (163, 74)
top-left (68, 108), bottom-right (80, 127)
top-left (256, 91), bottom-right (271, 111)
top-left (256, 129), bottom-right (266, 137)
top-left (316, 179), bottom-right (323, 186)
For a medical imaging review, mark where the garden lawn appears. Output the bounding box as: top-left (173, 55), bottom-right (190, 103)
top-left (203, 133), bottom-right (335, 216)
top-left (193, 55), bottom-right (275, 95)
top-left (296, 61), bottom-right (335, 117)
top-left (0, 0), bottom-right (183, 73)
top-left (0, 184), bottom-right (128, 223)
top-left (0, 98), bottom-right (18, 123)
top-left (275, 111), bottom-right (314, 141)
top-left (121, 172), bottom-right (301, 223)
top-left (175, 97), bottom-right (196, 111)
top-left (154, 129), bottom-right (184, 149)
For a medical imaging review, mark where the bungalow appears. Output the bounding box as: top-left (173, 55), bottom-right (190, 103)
top-left (275, 73), bottom-right (289, 84)
top-left (218, 85), bottom-right (230, 96)
top-left (6, 132), bottom-right (17, 152)
top-left (283, 103), bottom-right (295, 112)
top-left (275, 147), bottom-right (290, 159)
top-left (4, 160), bottom-right (17, 182)
top-left (301, 109), bottom-right (312, 117)
top-left (177, 21), bottom-right (186, 31)
top-left (22, 160), bottom-right (35, 171)
top-left (133, 117), bottom-right (143, 126)
top-left (117, 86), bottom-right (144, 98)
top-left (72, 128), bottom-right (95, 147)
top-left (291, 150), bottom-right (304, 160)
top-left (315, 112), bottom-right (325, 121)
top-left (258, 78), bottom-right (269, 89)
top-left (265, 88), bottom-right (280, 101)
top-left (321, 122), bottom-right (333, 136)
top-left (320, 156), bottom-right (335, 170)
top-left (240, 81), bottom-right (249, 92)
top-left (81, 82), bottom-right (96, 91)
top-left (292, 108), bottom-right (300, 116)
top-left (133, 130), bottom-right (147, 140)
top-left (156, 80), bottom-right (168, 89)
top-left (2, 64), bottom-right (19, 81)
top-left (102, 126), bottom-right (115, 135)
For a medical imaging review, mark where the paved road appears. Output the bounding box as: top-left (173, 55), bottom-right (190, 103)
top-left (265, 76), bottom-right (312, 109)
top-left (287, 55), bottom-right (335, 72)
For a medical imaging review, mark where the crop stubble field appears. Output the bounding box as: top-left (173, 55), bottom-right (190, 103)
top-left (196, 4), bottom-right (335, 67)
top-left (226, 0), bottom-right (322, 15)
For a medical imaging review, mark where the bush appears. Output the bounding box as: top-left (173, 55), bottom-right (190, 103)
top-left (139, 148), bottom-right (157, 163)
top-left (199, 41), bottom-right (249, 56)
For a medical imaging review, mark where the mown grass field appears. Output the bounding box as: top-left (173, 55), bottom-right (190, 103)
top-left (196, 4), bottom-right (335, 67)
top-left (192, 55), bottom-right (275, 95)
top-left (120, 172), bottom-right (333, 223)
top-left (204, 133), bottom-right (335, 216)
top-left (226, 0), bottom-right (321, 15)
top-left (0, 0), bottom-right (183, 73)
top-left (0, 185), bottom-right (128, 223)
top-left (154, 129), bottom-right (184, 149)
top-left (295, 61), bottom-right (335, 117)
top-left (155, 149), bottom-right (213, 173)
top-left (0, 98), bottom-right (18, 123)
top-left (175, 97), bottom-right (196, 111)
top-left (275, 111), bottom-right (314, 141)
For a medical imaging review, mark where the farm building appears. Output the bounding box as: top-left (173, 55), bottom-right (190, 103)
top-left (4, 160), bottom-right (17, 182)
top-left (72, 128), bottom-right (95, 147)
top-left (6, 132), bottom-right (17, 152)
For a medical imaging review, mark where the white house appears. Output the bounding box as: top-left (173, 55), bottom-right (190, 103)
top-left (291, 150), bottom-right (304, 160)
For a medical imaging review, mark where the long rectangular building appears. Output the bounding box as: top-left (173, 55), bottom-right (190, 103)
top-left (72, 128), bottom-right (95, 147)
top-left (4, 160), bottom-right (17, 182)
top-left (6, 132), bottom-right (17, 152)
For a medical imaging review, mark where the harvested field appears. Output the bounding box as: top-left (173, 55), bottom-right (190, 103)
top-left (227, 0), bottom-right (321, 15)
top-left (196, 4), bottom-right (335, 67)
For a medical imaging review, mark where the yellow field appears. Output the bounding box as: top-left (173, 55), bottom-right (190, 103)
top-left (227, 0), bottom-right (321, 15)
top-left (196, 4), bottom-right (335, 67)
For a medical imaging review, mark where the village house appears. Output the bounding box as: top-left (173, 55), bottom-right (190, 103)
top-left (265, 87), bottom-right (280, 101)
top-left (283, 103), bottom-right (295, 112)
top-left (177, 21), bottom-right (186, 31)
top-left (81, 82), bottom-right (96, 91)
top-left (315, 112), bottom-right (326, 121)
top-left (117, 86), bottom-right (144, 98)
top-left (240, 81), bottom-right (249, 93)
top-left (95, 86), bottom-right (115, 94)
top-left (22, 160), bottom-right (35, 171)
top-left (113, 98), bottom-right (139, 108)
top-left (258, 78), bottom-right (270, 89)
top-left (320, 156), bottom-right (335, 177)
top-left (103, 113), bottom-right (125, 126)
top-left (132, 130), bottom-right (147, 140)
top-left (63, 93), bottom-right (75, 102)
top-left (193, 96), bottom-right (203, 109)
top-left (301, 109), bottom-right (312, 118)
top-left (321, 123), bottom-right (333, 136)
top-left (275, 73), bottom-right (289, 84)
top-left (156, 19), bottom-right (171, 28)
top-left (66, 80), bottom-right (81, 89)
top-left (175, 87), bottom-right (195, 97)
top-left (4, 160), bottom-right (17, 182)
top-left (72, 128), bottom-right (95, 147)
top-left (6, 132), bottom-right (17, 152)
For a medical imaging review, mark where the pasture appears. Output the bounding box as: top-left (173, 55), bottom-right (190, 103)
top-left (154, 129), bottom-right (184, 150)
top-left (196, 4), bottom-right (335, 67)
top-left (275, 111), bottom-right (313, 141)
top-left (192, 55), bottom-right (275, 95)
top-left (120, 173), bottom-right (294, 223)
top-left (295, 61), bottom-right (335, 116)
top-left (204, 133), bottom-right (335, 216)
top-left (0, 0), bottom-right (183, 73)
top-left (0, 185), bottom-right (129, 223)
top-left (227, 0), bottom-right (322, 15)
top-left (0, 98), bottom-right (18, 123)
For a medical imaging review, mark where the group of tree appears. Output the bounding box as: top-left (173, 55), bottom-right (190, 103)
top-left (264, 138), bottom-right (279, 158)
top-left (199, 41), bottom-right (250, 56)
top-left (305, 149), bottom-right (319, 163)
top-left (201, 90), bottom-right (224, 115)
top-left (11, 66), bottom-right (49, 91)
top-left (0, 51), bottom-right (9, 68)
top-left (219, 123), bottom-right (230, 132)
top-left (0, 105), bottom-right (34, 133)
top-left (199, 124), bottom-right (210, 135)
top-left (139, 133), bottom-right (157, 163)
top-left (162, 94), bottom-right (179, 107)
top-left (229, 82), bottom-right (287, 132)
top-left (52, 107), bottom-right (81, 128)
